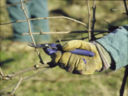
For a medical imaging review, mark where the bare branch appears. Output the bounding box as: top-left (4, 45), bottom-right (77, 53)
top-left (22, 31), bottom-right (73, 35)
top-left (0, 16), bottom-right (87, 28)
top-left (0, 67), bottom-right (50, 93)
top-left (20, 0), bottom-right (35, 45)
top-left (120, 66), bottom-right (128, 96)
top-left (31, 75), bottom-right (99, 83)
top-left (0, 67), bottom-right (5, 78)
top-left (23, 68), bottom-right (49, 81)
top-left (20, 0), bottom-right (44, 64)
top-left (91, 0), bottom-right (96, 40)
top-left (87, 0), bottom-right (92, 41)
top-left (1, 64), bottom-right (49, 80)
top-left (10, 78), bottom-right (23, 96)
top-left (22, 30), bottom-right (108, 36)
top-left (123, 0), bottom-right (128, 15)
top-left (56, 32), bottom-right (108, 42)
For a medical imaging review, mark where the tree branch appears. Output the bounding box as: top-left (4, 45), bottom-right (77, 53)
top-left (87, 0), bottom-right (92, 41)
top-left (91, 0), bottom-right (96, 40)
top-left (10, 78), bottom-right (23, 96)
top-left (0, 67), bottom-right (5, 78)
top-left (0, 67), bottom-right (49, 93)
top-left (123, 0), bottom-right (128, 15)
top-left (22, 30), bottom-right (108, 36)
top-left (1, 64), bottom-right (49, 80)
top-left (0, 16), bottom-right (87, 28)
top-left (20, 0), bottom-right (44, 64)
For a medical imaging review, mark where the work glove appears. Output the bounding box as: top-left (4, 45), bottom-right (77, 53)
top-left (52, 40), bottom-right (111, 75)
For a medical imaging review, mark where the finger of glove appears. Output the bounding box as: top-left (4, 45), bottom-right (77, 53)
top-left (83, 52), bottom-right (102, 72)
top-left (73, 56), bottom-right (96, 75)
top-left (65, 54), bottom-right (80, 73)
top-left (87, 55), bottom-right (102, 71)
top-left (80, 56), bottom-right (102, 75)
top-left (74, 57), bottom-right (86, 74)
top-left (54, 51), bottom-right (62, 63)
top-left (63, 40), bottom-right (95, 52)
top-left (82, 57), bottom-right (96, 75)
top-left (59, 52), bottom-right (72, 68)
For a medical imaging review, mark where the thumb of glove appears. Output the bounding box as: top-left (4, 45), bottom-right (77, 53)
top-left (53, 51), bottom-right (62, 63)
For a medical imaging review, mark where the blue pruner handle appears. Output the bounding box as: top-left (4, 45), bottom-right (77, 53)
top-left (70, 49), bottom-right (94, 57)
top-left (47, 48), bottom-right (94, 57)
top-left (43, 43), bottom-right (95, 57)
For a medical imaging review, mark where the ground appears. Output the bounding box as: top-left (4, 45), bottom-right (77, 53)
top-left (0, 0), bottom-right (128, 96)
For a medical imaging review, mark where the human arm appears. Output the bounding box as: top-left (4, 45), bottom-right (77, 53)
top-left (96, 25), bottom-right (128, 70)
top-left (52, 25), bottom-right (128, 75)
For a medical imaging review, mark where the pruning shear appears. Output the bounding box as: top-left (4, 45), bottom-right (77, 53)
top-left (29, 43), bottom-right (95, 67)
top-left (29, 43), bottom-right (94, 56)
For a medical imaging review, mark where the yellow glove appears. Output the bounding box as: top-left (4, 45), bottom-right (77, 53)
top-left (54, 40), bottom-right (103, 75)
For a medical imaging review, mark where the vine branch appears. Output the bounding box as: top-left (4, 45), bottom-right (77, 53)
top-left (22, 30), bottom-right (108, 35)
top-left (0, 16), bottom-right (87, 28)
top-left (87, 0), bottom-right (92, 41)
top-left (1, 64), bottom-right (49, 80)
top-left (91, 0), bottom-right (96, 40)
top-left (10, 77), bottom-right (23, 96)
top-left (20, 0), bottom-right (44, 64)
top-left (123, 0), bottom-right (128, 15)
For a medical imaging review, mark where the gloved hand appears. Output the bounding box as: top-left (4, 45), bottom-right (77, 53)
top-left (52, 40), bottom-right (103, 75)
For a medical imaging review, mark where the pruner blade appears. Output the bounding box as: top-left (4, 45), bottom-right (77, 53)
top-left (28, 43), bottom-right (49, 48)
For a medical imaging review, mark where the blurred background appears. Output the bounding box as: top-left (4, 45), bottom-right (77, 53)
top-left (0, 0), bottom-right (128, 96)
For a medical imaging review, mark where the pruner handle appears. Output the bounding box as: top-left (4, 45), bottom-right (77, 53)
top-left (47, 48), bottom-right (94, 57)
top-left (29, 43), bottom-right (95, 56)
top-left (70, 49), bottom-right (94, 57)
top-left (47, 48), bottom-right (95, 67)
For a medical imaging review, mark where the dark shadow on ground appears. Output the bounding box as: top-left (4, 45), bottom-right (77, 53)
top-left (0, 58), bottom-right (14, 67)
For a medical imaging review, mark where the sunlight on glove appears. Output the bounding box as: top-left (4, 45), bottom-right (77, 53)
top-left (54, 40), bottom-right (103, 75)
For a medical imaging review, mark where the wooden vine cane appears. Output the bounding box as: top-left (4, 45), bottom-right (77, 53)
top-left (120, 66), bottom-right (128, 96)
top-left (87, 0), bottom-right (128, 96)
top-left (120, 0), bottom-right (128, 96)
